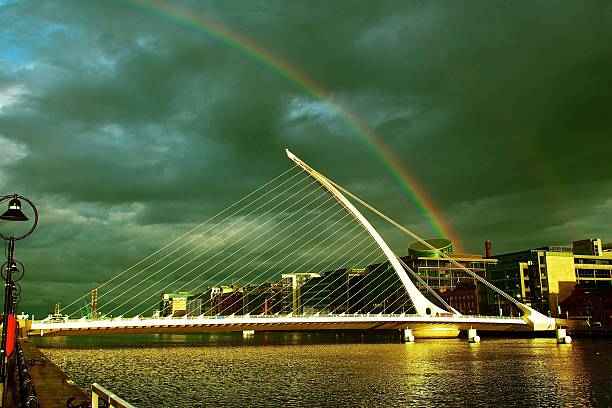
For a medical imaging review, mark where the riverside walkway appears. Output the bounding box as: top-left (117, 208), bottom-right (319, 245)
top-left (17, 339), bottom-right (88, 407)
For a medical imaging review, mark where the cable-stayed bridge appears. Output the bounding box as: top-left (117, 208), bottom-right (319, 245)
top-left (26, 150), bottom-right (559, 340)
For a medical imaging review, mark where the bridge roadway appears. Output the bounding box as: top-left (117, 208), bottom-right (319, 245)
top-left (25, 313), bottom-right (543, 337)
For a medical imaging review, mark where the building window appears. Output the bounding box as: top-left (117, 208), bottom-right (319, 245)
top-left (576, 269), bottom-right (595, 278)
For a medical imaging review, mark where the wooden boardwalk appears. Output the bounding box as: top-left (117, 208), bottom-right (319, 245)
top-left (19, 339), bottom-right (89, 407)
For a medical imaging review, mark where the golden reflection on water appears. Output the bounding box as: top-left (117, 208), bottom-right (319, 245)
top-left (34, 333), bottom-right (610, 408)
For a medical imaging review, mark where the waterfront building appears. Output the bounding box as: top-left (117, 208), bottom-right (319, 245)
top-left (441, 282), bottom-right (479, 315)
top-left (399, 239), bottom-right (497, 315)
top-left (160, 237), bottom-right (611, 319)
top-left (487, 238), bottom-right (612, 317)
top-left (345, 268), bottom-right (367, 314)
top-left (573, 239), bottom-right (612, 287)
top-left (559, 285), bottom-right (612, 325)
top-left (242, 282), bottom-right (292, 315)
top-left (361, 262), bottom-right (408, 314)
top-left (160, 292), bottom-right (212, 317)
top-left (195, 288), bottom-right (218, 316)
top-left (211, 285), bottom-right (243, 315)
top-left (300, 269), bottom-right (345, 314)
top-left (160, 286), bottom-right (244, 317)
top-left (160, 292), bottom-right (193, 317)
top-left (300, 268), bottom-right (367, 314)
top-left (281, 272), bottom-right (321, 314)
top-left (184, 292), bottom-right (208, 316)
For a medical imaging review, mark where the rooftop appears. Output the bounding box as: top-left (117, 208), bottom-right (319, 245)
top-left (408, 238), bottom-right (452, 252)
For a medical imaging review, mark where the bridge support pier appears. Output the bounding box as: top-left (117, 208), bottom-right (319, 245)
top-left (467, 328), bottom-right (480, 343)
top-left (400, 329), bottom-right (415, 343)
top-left (556, 328), bottom-right (572, 344)
top-left (242, 330), bottom-right (255, 338)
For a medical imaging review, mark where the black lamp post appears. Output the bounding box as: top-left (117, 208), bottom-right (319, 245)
top-left (0, 194), bottom-right (38, 403)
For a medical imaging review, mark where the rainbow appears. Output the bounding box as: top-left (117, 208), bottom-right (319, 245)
top-left (117, 0), bottom-right (463, 250)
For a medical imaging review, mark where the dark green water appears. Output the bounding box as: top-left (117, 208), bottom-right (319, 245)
top-left (32, 332), bottom-right (611, 407)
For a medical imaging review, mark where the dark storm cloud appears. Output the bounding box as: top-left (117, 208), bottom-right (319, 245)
top-left (1, 0), bottom-right (611, 314)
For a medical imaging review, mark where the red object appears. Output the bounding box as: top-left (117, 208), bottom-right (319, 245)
top-left (6, 315), bottom-right (16, 356)
top-left (485, 240), bottom-right (492, 258)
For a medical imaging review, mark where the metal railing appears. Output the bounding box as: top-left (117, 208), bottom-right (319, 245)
top-left (92, 383), bottom-right (135, 408)
top-left (34, 311), bottom-right (523, 324)
top-left (14, 341), bottom-right (39, 408)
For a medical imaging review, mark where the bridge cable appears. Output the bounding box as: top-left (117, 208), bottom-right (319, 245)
top-left (326, 257), bottom-right (413, 315)
top-left (239, 231), bottom-right (381, 316)
top-left (95, 175), bottom-right (323, 316)
top-left (211, 203), bottom-right (369, 317)
top-left (104, 178), bottom-right (335, 317)
top-left (324, 178), bottom-right (524, 309)
top-left (61, 166), bottom-right (300, 314)
top-left (267, 237), bottom-right (381, 315)
top-left (84, 167), bottom-right (308, 309)
top-left (235, 235), bottom-right (378, 317)
top-left (123, 188), bottom-right (347, 317)
top-left (298, 245), bottom-right (390, 314)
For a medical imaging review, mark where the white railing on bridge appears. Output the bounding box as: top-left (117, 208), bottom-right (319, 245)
top-left (33, 312), bottom-right (523, 325)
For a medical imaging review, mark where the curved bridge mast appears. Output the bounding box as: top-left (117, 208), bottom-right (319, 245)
top-left (286, 149), bottom-right (448, 316)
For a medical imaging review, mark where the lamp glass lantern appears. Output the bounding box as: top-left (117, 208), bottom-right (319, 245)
top-left (0, 198), bottom-right (29, 222)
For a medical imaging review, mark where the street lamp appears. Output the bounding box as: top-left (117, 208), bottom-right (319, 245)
top-left (0, 194), bottom-right (38, 402)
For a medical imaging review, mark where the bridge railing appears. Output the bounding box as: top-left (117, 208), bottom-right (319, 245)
top-left (92, 383), bottom-right (135, 408)
top-left (32, 312), bottom-right (522, 325)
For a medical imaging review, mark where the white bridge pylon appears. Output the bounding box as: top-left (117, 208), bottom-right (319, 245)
top-left (286, 149), bottom-right (448, 317)
top-left (286, 149), bottom-right (555, 331)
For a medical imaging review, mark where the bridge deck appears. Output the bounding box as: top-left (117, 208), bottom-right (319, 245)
top-left (28, 314), bottom-right (536, 337)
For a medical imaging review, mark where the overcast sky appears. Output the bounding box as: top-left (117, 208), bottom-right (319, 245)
top-left (1, 1), bottom-right (611, 315)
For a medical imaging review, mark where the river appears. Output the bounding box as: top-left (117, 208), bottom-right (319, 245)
top-left (32, 332), bottom-right (611, 407)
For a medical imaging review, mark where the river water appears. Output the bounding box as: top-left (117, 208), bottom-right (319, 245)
top-left (33, 332), bottom-right (611, 407)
